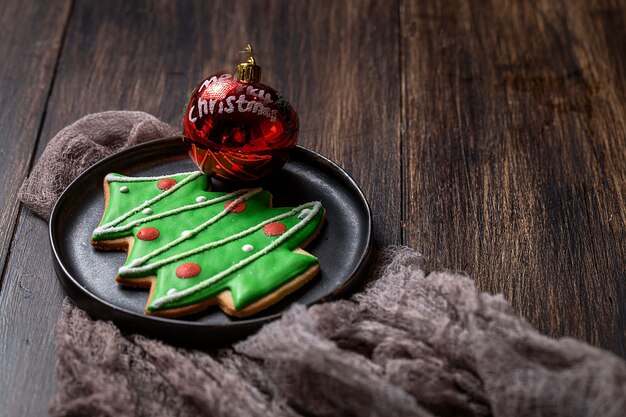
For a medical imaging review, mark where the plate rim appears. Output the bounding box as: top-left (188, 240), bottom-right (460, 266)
top-left (49, 137), bottom-right (373, 332)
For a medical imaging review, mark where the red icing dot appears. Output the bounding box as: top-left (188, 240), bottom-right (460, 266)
top-left (224, 200), bottom-right (247, 213)
top-left (137, 227), bottom-right (160, 241)
top-left (176, 263), bottom-right (201, 278)
top-left (263, 222), bottom-right (287, 236)
top-left (157, 178), bottom-right (177, 190)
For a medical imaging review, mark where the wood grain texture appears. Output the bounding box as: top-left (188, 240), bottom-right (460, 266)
top-left (0, 0), bottom-right (401, 414)
top-left (0, 0), bottom-right (72, 287)
top-left (0, 0), bottom-right (72, 414)
top-left (2, 0), bottom-right (625, 414)
top-left (401, 0), bottom-right (626, 355)
top-left (35, 0), bottom-right (403, 247)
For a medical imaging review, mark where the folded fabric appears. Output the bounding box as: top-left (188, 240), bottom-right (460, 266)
top-left (18, 112), bottom-right (626, 416)
top-left (18, 111), bottom-right (179, 220)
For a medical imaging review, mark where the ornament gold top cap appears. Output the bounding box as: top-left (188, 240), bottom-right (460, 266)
top-left (236, 44), bottom-right (261, 83)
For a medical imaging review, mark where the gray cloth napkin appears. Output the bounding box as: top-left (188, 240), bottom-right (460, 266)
top-left (19, 111), bottom-right (626, 417)
top-left (19, 111), bottom-right (179, 220)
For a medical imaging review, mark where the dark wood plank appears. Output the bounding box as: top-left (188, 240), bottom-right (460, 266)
top-left (401, 0), bottom-right (626, 355)
top-left (0, 0), bottom-right (72, 413)
top-left (0, 0), bottom-right (72, 285)
top-left (34, 0), bottom-right (403, 247)
top-left (0, 223), bottom-right (64, 416)
top-left (0, 0), bottom-right (401, 414)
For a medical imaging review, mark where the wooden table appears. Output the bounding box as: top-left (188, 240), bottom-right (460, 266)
top-left (1, 0), bottom-right (624, 415)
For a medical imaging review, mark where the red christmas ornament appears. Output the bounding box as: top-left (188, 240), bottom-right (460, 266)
top-left (182, 44), bottom-right (299, 182)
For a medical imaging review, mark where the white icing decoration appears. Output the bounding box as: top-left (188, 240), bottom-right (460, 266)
top-left (142, 208), bottom-right (153, 215)
top-left (95, 170), bottom-right (323, 310)
top-left (95, 172), bottom-right (203, 236)
top-left (120, 186), bottom-right (129, 193)
top-left (242, 244), bottom-right (254, 252)
top-left (298, 208), bottom-right (311, 219)
top-left (150, 200), bottom-right (322, 308)
top-left (93, 179), bottom-right (255, 237)
top-left (181, 230), bottom-right (192, 238)
top-left (105, 171), bottom-right (202, 182)
top-left (196, 196), bottom-right (207, 203)
top-left (118, 188), bottom-right (263, 272)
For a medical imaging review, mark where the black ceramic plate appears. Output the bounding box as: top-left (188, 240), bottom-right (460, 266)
top-left (50, 137), bottom-right (372, 347)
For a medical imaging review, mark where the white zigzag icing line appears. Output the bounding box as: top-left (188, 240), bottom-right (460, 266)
top-left (97, 172), bottom-right (264, 271)
top-left (104, 171), bottom-right (203, 182)
top-left (96, 171), bottom-right (204, 233)
top-left (95, 170), bottom-right (323, 309)
top-left (121, 199), bottom-right (319, 275)
top-left (94, 188), bottom-right (256, 236)
top-left (119, 187), bottom-right (263, 270)
top-left (150, 200), bottom-right (322, 309)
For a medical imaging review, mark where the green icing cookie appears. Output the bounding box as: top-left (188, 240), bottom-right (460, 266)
top-left (92, 171), bottom-right (324, 316)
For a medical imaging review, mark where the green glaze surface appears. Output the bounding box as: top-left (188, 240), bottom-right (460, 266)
top-left (92, 171), bottom-right (324, 312)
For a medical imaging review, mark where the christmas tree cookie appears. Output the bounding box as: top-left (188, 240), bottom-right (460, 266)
top-left (91, 171), bottom-right (325, 318)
